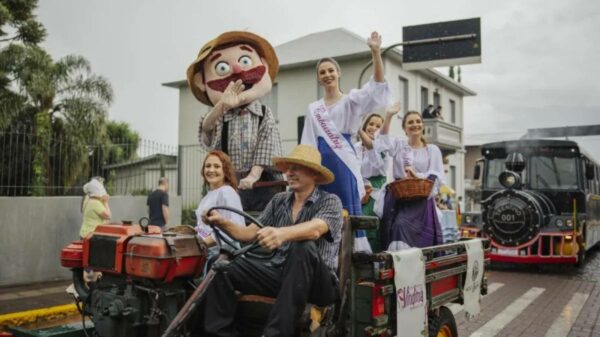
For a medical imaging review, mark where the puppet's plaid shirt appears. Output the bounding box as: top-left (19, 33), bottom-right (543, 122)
top-left (198, 100), bottom-right (283, 174)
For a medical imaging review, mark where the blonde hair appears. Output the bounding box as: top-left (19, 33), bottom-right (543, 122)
top-left (402, 111), bottom-right (427, 145)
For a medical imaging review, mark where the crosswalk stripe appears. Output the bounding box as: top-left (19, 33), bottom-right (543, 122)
top-left (544, 292), bottom-right (590, 337)
top-left (469, 287), bottom-right (545, 337)
top-left (449, 282), bottom-right (505, 315)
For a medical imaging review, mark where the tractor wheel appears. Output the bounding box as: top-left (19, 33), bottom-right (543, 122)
top-left (429, 306), bottom-right (457, 337)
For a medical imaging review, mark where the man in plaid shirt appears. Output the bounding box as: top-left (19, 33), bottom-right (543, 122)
top-left (187, 31), bottom-right (283, 210)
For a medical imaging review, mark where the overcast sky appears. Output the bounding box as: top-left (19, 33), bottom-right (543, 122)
top-left (37, 0), bottom-right (600, 157)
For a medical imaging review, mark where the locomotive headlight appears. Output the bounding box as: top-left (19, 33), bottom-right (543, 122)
top-left (499, 171), bottom-right (521, 189)
top-left (556, 219), bottom-right (564, 227)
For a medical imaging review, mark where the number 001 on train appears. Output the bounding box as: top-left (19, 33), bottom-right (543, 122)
top-left (460, 139), bottom-right (600, 265)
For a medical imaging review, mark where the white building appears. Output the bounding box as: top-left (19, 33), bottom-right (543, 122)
top-left (163, 28), bottom-right (477, 206)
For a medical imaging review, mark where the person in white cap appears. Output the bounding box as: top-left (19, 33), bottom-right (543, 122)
top-left (80, 177), bottom-right (111, 238)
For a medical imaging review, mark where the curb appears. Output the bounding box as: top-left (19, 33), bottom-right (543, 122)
top-left (0, 304), bottom-right (78, 328)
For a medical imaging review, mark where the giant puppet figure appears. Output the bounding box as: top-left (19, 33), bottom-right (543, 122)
top-left (187, 31), bottom-right (283, 211)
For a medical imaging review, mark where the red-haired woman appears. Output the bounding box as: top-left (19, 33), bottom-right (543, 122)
top-left (195, 150), bottom-right (245, 249)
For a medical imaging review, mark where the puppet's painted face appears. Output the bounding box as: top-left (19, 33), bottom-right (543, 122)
top-left (196, 44), bottom-right (272, 106)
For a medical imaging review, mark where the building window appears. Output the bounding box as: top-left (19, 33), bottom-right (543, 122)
top-left (262, 83), bottom-right (278, 122)
top-left (399, 77), bottom-right (408, 113)
top-left (450, 99), bottom-right (456, 124)
top-left (421, 86), bottom-right (428, 112)
top-left (449, 165), bottom-right (457, 190)
top-left (433, 91), bottom-right (440, 108)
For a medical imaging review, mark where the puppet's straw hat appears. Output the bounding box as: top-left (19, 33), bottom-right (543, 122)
top-left (273, 145), bottom-right (334, 185)
top-left (186, 31), bottom-right (279, 106)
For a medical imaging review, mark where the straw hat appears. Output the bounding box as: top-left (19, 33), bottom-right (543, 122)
top-left (186, 31), bottom-right (279, 106)
top-left (273, 145), bottom-right (334, 185)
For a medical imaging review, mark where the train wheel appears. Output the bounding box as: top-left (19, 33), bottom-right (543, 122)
top-left (429, 306), bottom-right (457, 337)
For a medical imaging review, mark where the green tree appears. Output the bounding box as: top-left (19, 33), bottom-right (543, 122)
top-left (0, 0), bottom-right (46, 130)
top-left (0, 0), bottom-right (114, 195)
top-left (105, 120), bottom-right (140, 164)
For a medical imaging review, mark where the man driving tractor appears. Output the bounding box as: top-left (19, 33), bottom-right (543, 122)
top-left (201, 144), bottom-right (343, 337)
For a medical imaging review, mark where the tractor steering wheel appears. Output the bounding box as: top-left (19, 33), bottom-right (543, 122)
top-left (205, 206), bottom-right (274, 259)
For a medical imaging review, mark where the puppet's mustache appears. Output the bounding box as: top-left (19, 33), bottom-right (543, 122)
top-left (206, 65), bottom-right (266, 92)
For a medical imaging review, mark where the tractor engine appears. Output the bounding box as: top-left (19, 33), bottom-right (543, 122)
top-left (60, 223), bottom-right (208, 337)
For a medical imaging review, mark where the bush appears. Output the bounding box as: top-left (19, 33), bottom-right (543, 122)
top-left (181, 206), bottom-right (197, 227)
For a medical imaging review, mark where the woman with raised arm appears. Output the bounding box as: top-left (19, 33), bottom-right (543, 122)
top-left (301, 31), bottom-right (391, 252)
top-left (355, 102), bottom-right (400, 218)
top-left (375, 110), bottom-right (446, 250)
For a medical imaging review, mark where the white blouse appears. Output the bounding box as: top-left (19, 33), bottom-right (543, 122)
top-left (195, 185), bottom-right (245, 243)
top-left (354, 140), bottom-right (389, 180)
top-left (378, 134), bottom-right (446, 195)
top-left (301, 77), bottom-right (391, 142)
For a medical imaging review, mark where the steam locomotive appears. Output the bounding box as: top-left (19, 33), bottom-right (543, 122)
top-left (460, 139), bottom-right (600, 265)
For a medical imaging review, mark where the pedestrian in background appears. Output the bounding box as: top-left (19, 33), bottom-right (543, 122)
top-left (433, 105), bottom-right (444, 120)
top-left (80, 178), bottom-right (111, 238)
top-left (422, 104), bottom-right (434, 119)
top-left (147, 177), bottom-right (169, 229)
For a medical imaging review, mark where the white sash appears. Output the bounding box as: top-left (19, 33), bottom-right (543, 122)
top-left (308, 101), bottom-right (365, 198)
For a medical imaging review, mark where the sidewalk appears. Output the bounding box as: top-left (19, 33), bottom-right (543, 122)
top-left (0, 280), bottom-right (78, 330)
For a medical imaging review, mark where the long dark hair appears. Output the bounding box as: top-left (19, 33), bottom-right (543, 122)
top-left (402, 111), bottom-right (427, 146)
top-left (202, 150), bottom-right (239, 192)
top-left (358, 113), bottom-right (384, 141)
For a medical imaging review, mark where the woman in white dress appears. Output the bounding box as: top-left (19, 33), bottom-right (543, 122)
top-left (376, 110), bottom-right (446, 250)
top-left (195, 150), bottom-right (245, 252)
top-left (301, 31), bottom-right (391, 252)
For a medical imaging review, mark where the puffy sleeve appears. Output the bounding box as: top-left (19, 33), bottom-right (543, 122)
top-left (363, 147), bottom-right (386, 176)
top-left (414, 145), bottom-right (446, 195)
top-left (252, 106), bottom-right (283, 168)
top-left (375, 135), bottom-right (413, 179)
top-left (344, 77), bottom-right (391, 131)
top-left (300, 107), bottom-right (318, 146)
top-left (375, 135), bottom-right (412, 162)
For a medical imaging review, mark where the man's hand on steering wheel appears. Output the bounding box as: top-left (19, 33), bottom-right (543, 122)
top-left (256, 227), bottom-right (286, 250)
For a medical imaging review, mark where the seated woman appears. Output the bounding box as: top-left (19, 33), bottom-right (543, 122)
top-left (375, 109), bottom-right (446, 250)
top-left (195, 150), bottom-right (245, 253)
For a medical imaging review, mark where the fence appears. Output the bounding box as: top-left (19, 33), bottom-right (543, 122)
top-left (0, 129), bottom-right (206, 206)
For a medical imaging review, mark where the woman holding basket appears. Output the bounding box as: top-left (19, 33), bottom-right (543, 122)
top-left (375, 109), bottom-right (445, 250)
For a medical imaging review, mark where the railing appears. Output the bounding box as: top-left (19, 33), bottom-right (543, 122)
top-left (0, 130), bottom-right (179, 198)
top-left (422, 118), bottom-right (463, 152)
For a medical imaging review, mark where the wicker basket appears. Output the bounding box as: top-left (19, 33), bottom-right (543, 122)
top-left (388, 178), bottom-right (433, 201)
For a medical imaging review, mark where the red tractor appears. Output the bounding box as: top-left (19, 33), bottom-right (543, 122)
top-left (60, 207), bottom-right (489, 337)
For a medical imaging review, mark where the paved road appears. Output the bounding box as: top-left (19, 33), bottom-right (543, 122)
top-left (2, 247), bottom-right (599, 336)
top-left (454, 246), bottom-right (600, 337)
